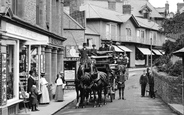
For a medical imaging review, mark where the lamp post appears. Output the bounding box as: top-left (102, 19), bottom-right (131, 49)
top-left (150, 37), bottom-right (153, 71)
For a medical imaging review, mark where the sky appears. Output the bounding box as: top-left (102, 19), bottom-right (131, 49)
top-left (149, 0), bottom-right (183, 13)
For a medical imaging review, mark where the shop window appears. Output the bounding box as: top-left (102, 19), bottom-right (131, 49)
top-left (31, 47), bottom-right (39, 77)
top-left (7, 45), bottom-right (15, 100)
top-left (19, 45), bottom-right (27, 91)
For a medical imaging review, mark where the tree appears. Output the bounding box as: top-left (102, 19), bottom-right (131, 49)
top-left (161, 12), bottom-right (184, 54)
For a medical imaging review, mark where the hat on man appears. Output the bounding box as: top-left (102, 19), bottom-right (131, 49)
top-left (119, 53), bottom-right (123, 56)
top-left (41, 72), bottom-right (45, 76)
top-left (92, 44), bottom-right (96, 47)
top-left (83, 43), bottom-right (87, 46)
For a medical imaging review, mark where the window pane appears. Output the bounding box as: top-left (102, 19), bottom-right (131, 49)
top-left (7, 45), bottom-right (14, 100)
top-left (111, 25), bottom-right (116, 39)
top-left (106, 24), bottom-right (110, 40)
top-left (137, 30), bottom-right (140, 37)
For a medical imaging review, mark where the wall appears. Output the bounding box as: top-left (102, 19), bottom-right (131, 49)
top-left (63, 30), bottom-right (85, 47)
top-left (153, 69), bottom-right (182, 104)
top-left (22, 0), bottom-right (36, 25)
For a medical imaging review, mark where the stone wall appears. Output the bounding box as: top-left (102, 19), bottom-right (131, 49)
top-left (153, 69), bottom-right (182, 104)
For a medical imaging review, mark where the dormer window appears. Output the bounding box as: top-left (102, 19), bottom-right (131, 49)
top-left (139, 4), bottom-right (152, 19)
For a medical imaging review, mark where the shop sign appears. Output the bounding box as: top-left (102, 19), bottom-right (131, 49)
top-left (65, 45), bottom-right (79, 57)
top-left (49, 37), bottom-right (63, 46)
top-left (64, 70), bottom-right (75, 81)
top-left (5, 21), bottom-right (48, 41)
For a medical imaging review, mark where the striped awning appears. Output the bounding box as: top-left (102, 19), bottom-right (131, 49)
top-left (152, 49), bottom-right (162, 55)
top-left (137, 47), bottom-right (154, 55)
top-left (117, 45), bottom-right (132, 52)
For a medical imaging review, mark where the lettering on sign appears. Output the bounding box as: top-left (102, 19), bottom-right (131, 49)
top-left (49, 38), bottom-right (63, 46)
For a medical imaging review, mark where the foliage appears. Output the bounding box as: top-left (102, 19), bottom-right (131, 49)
top-left (162, 12), bottom-right (184, 34)
top-left (169, 60), bottom-right (183, 76)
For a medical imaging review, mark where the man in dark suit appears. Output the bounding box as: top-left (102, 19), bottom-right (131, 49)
top-left (27, 70), bottom-right (36, 110)
top-left (108, 41), bottom-right (115, 52)
top-left (91, 44), bottom-right (97, 56)
top-left (99, 43), bottom-right (108, 51)
top-left (79, 43), bottom-right (90, 69)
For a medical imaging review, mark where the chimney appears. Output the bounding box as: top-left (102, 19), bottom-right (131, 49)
top-left (108, 0), bottom-right (116, 11)
top-left (177, 3), bottom-right (184, 13)
top-left (165, 1), bottom-right (169, 14)
top-left (122, 1), bottom-right (131, 14)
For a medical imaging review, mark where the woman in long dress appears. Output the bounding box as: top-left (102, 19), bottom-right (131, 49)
top-left (40, 73), bottom-right (50, 104)
top-left (55, 72), bottom-right (65, 102)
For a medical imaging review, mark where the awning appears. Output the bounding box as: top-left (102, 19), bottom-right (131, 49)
top-left (159, 50), bottom-right (165, 55)
top-left (117, 45), bottom-right (132, 52)
top-left (137, 47), bottom-right (154, 55)
top-left (152, 49), bottom-right (162, 55)
top-left (112, 45), bottom-right (124, 52)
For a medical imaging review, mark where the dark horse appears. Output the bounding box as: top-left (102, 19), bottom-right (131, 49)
top-left (90, 62), bottom-right (109, 107)
top-left (75, 63), bottom-right (91, 108)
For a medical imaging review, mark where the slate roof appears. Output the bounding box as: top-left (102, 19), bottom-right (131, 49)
top-left (155, 7), bottom-right (166, 13)
top-left (134, 17), bottom-right (161, 30)
top-left (128, 0), bottom-right (164, 18)
top-left (80, 4), bottom-right (131, 23)
top-left (80, 3), bottom-right (161, 31)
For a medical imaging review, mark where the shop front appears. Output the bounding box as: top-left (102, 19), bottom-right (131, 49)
top-left (64, 45), bottom-right (79, 88)
top-left (0, 19), bottom-right (65, 114)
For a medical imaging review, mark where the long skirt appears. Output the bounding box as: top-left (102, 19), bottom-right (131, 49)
top-left (40, 85), bottom-right (50, 104)
top-left (55, 85), bottom-right (64, 101)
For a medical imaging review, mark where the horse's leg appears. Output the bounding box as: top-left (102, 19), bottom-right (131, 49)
top-left (97, 89), bottom-right (102, 107)
top-left (103, 86), bottom-right (107, 105)
top-left (93, 90), bottom-right (97, 107)
top-left (75, 86), bottom-right (80, 108)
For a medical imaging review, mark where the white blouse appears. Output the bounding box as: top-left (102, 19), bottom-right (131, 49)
top-left (56, 78), bottom-right (63, 86)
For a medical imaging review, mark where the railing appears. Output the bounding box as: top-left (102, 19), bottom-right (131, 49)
top-left (101, 34), bottom-right (163, 46)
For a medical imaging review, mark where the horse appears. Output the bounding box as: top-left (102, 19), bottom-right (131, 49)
top-left (90, 62), bottom-right (109, 107)
top-left (75, 63), bottom-right (91, 108)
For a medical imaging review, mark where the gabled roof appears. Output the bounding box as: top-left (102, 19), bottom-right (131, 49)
top-left (85, 27), bottom-right (100, 35)
top-left (80, 3), bottom-right (123, 23)
top-left (128, 0), bottom-right (164, 18)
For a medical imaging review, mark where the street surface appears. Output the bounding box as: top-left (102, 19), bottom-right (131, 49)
top-left (54, 70), bottom-right (177, 115)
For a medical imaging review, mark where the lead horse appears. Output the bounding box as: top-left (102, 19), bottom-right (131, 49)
top-left (75, 63), bottom-right (91, 108)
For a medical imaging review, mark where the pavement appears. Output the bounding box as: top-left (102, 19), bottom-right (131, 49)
top-left (17, 67), bottom-right (184, 115)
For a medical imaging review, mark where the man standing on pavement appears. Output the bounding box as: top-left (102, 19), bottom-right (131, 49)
top-left (117, 68), bottom-right (126, 100)
top-left (147, 68), bottom-right (155, 98)
top-left (139, 70), bottom-right (148, 97)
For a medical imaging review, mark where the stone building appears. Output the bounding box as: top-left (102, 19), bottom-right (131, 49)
top-left (0, 0), bottom-right (66, 114)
